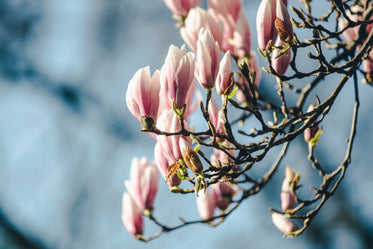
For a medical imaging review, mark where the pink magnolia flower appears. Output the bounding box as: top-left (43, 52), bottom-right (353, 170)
top-left (208, 0), bottom-right (245, 55)
top-left (156, 110), bottom-right (192, 163)
top-left (272, 212), bottom-right (298, 234)
top-left (126, 67), bottom-right (160, 122)
top-left (195, 28), bottom-right (221, 89)
top-left (208, 0), bottom-right (242, 23)
top-left (303, 103), bottom-right (320, 143)
top-left (208, 2), bottom-right (251, 58)
top-left (196, 187), bottom-right (216, 220)
top-left (125, 157), bottom-right (159, 211)
top-left (163, 0), bottom-right (203, 17)
top-left (256, 0), bottom-right (277, 51)
top-left (208, 98), bottom-right (226, 136)
top-left (211, 9), bottom-right (235, 53)
top-left (216, 51), bottom-right (233, 95)
top-left (184, 80), bottom-right (200, 118)
top-left (121, 192), bottom-right (144, 237)
top-left (272, 39), bottom-right (291, 75)
top-left (231, 9), bottom-right (251, 58)
top-left (280, 166), bottom-right (298, 212)
top-left (160, 44), bottom-right (195, 109)
top-left (180, 7), bottom-right (223, 52)
top-left (248, 51), bottom-right (262, 87)
top-left (212, 182), bottom-right (236, 211)
top-left (154, 142), bottom-right (181, 187)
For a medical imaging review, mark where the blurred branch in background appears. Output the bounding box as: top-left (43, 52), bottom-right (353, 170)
top-left (0, 208), bottom-right (45, 249)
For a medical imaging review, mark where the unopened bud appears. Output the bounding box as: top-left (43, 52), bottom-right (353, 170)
top-left (179, 137), bottom-right (204, 174)
top-left (304, 103), bottom-right (322, 146)
top-left (272, 212), bottom-right (298, 234)
top-left (281, 166), bottom-right (298, 211)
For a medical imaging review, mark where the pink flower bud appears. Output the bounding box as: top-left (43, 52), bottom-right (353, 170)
top-left (281, 166), bottom-right (297, 211)
top-left (163, 0), bottom-right (203, 17)
top-left (160, 45), bottom-right (195, 109)
top-left (256, 0), bottom-right (277, 51)
top-left (179, 137), bottom-right (204, 173)
top-left (231, 9), bottom-right (251, 58)
top-left (125, 157), bottom-right (159, 211)
top-left (272, 39), bottom-right (291, 75)
top-left (208, 98), bottom-right (226, 136)
top-left (126, 67), bottom-right (160, 122)
top-left (216, 51), bottom-right (233, 95)
top-left (213, 182), bottom-right (236, 210)
top-left (303, 103), bottom-right (321, 143)
top-left (154, 143), bottom-right (182, 187)
top-left (184, 81), bottom-right (200, 118)
top-left (272, 212), bottom-right (298, 234)
top-left (195, 28), bottom-right (221, 89)
top-left (156, 110), bottom-right (184, 163)
top-left (207, 0), bottom-right (242, 23)
top-left (196, 187), bottom-right (216, 220)
top-left (121, 192), bottom-right (144, 237)
top-left (275, 0), bottom-right (293, 43)
top-left (180, 7), bottom-right (223, 52)
top-left (208, 0), bottom-right (243, 54)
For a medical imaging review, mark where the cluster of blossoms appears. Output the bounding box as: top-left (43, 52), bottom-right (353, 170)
top-left (257, 0), bottom-right (294, 75)
top-left (122, 0), bottom-right (373, 240)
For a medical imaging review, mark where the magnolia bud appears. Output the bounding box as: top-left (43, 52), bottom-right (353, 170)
top-left (231, 9), bottom-right (252, 58)
top-left (160, 45), bottom-right (195, 109)
top-left (256, 0), bottom-right (277, 51)
top-left (121, 192), bottom-right (144, 237)
top-left (272, 212), bottom-right (298, 234)
top-left (208, 98), bottom-right (226, 137)
top-left (180, 7), bottom-right (222, 52)
top-left (195, 28), bottom-right (221, 89)
top-left (303, 103), bottom-right (321, 144)
top-left (125, 157), bottom-right (159, 211)
top-left (216, 51), bottom-right (233, 95)
top-left (281, 166), bottom-right (298, 211)
top-left (126, 67), bottom-right (160, 123)
top-left (213, 182), bottom-right (236, 211)
top-left (196, 187), bottom-right (216, 220)
top-left (272, 39), bottom-right (291, 76)
top-left (179, 137), bottom-right (204, 173)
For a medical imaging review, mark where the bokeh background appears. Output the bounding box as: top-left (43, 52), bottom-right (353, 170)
top-left (1, 0), bottom-right (373, 249)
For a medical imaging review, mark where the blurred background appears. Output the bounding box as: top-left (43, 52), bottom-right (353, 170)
top-left (0, 0), bottom-right (373, 249)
